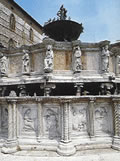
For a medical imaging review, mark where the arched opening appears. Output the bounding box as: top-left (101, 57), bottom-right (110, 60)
top-left (29, 28), bottom-right (34, 41)
top-left (8, 38), bottom-right (15, 49)
top-left (10, 14), bottom-right (16, 31)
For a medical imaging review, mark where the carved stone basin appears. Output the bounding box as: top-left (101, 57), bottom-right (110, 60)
top-left (43, 20), bottom-right (83, 42)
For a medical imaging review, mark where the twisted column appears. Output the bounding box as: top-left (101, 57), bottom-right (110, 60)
top-left (114, 103), bottom-right (120, 137)
top-left (112, 99), bottom-right (120, 151)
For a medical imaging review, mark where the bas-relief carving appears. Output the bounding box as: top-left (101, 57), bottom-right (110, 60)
top-left (72, 104), bottom-right (87, 135)
top-left (23, 108), bottom-right (35, 131)
top-left (95, 104), bottom-right (113, 135)
top-left (20, 104), bottom-right (38, 135)
top-left (1, 107), bottom-right (8, 131)
top-left (54, 51), bottom-right (72, 70)
top-left (0, 106), bottom-right (8, 137)
top-left (43, 105), bottom-right (60, 139)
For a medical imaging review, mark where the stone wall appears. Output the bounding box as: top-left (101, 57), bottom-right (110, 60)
top-left (0, 0), bottom-right (43, 48)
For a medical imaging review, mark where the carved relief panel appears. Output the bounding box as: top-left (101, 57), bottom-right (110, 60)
top-left (43, 104), bottom-right (61, 140)
top-left (0, 105), bottom-right (8, 138)
top-left (94, 103), bottom-right (113, 135)
top-left (72, 103), bottom-right (88, 136)
top-left (18, 104), bottom-right (38, 137)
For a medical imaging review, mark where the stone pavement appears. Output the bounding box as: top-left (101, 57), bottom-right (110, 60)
top-left (0, 149), bottom-right (120, 161)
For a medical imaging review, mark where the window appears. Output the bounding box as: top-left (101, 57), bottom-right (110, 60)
top-left (10, 14), bottom-right (16, 30)
top-left (29, 28), bottom-right (34, 41)
top-left (8, 39), bottom-right (15, 49)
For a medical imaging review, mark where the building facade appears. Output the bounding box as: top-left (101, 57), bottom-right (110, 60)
top-left (0, 0), bottom-right (43, 48)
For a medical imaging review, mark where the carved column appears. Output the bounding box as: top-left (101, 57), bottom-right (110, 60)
top-left (37, 100), bottom-right (43, 141)
top-left (8, 102), bottom-right (13, 140)
top-left (1, 99), bottom-right (18, 154)
top-left (63, 102), bottom-right (70, 142)
top-left (89, 97), bottom-right (96, 138)
top-left (12, 101), bottom-right (17, 140)
top-left (112, 99), bottom-right (120, 150)
top-left (57, 100), bottom-right (76, 156)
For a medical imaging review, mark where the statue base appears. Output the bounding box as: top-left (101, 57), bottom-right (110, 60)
top-left (1, 139), bottom-right (18, 154)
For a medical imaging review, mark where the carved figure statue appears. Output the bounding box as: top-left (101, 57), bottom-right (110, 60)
top-left (44, 45), bottom-right (54, 73)
top-left (22, 50), bottom-right (30, 73)
top-left (57, 5), bottom-right (67, 20)
top-left (24, 109), bottom-right (35, 131)
top-left (0, 54), bottom-right (8, 76)
top-left (73, 46), bottom-right (82, 72)
top-left (117, 55), bottom-right (120, 75)
top-left (101, 45), bottom-right (110, 73)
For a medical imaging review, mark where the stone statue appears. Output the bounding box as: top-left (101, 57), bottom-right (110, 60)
top-left (22, 50), bottom-right (30, 74)
top-left (73, 46), bottom-right (82, 72)
top-left (9, 90), bottom-right (17, 97)
top-left (0, 54), bottom-right (8, 77)
top-left (57, 5), bottom-right (67, 20)
top-left (101, 45), bottom-right (110, 73)
top-left (117, 55), bottom-right (120, 75)
top-left (44, 45), bottom-right (54, 73)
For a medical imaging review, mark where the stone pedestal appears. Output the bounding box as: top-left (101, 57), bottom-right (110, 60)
top-left (57, 100), bottom-right (76, 156)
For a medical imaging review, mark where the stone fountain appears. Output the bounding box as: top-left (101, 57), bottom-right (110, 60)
top-left (0, 5), bottom-right (120, 158)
